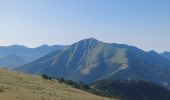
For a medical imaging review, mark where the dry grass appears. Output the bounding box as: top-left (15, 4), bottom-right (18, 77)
top-left (0, 69), bottom-right (113, 100)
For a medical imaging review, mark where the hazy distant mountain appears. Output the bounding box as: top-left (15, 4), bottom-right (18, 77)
top-left (17, 38), bottom-right (170, 89)
top-left (0, 55), bottom-right (26, 69)
top-left (161, 51), bottom-right (170, 60)
top-left (0, 44), bottom-right (65, 69)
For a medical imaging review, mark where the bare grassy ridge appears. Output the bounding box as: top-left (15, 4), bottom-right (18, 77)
top-left (0, 69), bottom-right (112, 100)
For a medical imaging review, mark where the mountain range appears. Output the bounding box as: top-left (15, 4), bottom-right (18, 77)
top-left (0, 44), bottom-right (65, 69)
top-left (17, 38), bottom-right (170, 89)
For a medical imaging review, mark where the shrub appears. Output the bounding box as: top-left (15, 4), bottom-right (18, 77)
top-left (58, 78), bottom-right (65, 83)
top-left (41, 74), bottom-right (52, 80)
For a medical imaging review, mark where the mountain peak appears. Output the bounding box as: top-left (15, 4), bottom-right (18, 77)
top-left (161, 51), bottom-right (170, 60)
top-left (73, 38), bottom-right (103, 49)
top-left (40, 44), bottom-right (49, 47)
top-left (162, 51), bottom-right (170, 54)
top-left (79, 38), bottom-right (99, 43)
top-left (148, 50), bottom-right (158, 54)
top-left (37, 44), bottom-right (50, 48)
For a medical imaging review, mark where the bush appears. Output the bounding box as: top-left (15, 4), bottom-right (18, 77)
top-left (58, 78), bottom-right (65, 83)
top-left (41, 74), bottom-right (52, 80)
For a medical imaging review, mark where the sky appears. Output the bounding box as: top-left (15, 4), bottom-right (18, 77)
top-left (0, 0), bottom-right (170, 52)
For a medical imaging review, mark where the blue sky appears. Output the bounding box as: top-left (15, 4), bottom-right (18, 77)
top-left (0, 0), bottom-right (170, 52)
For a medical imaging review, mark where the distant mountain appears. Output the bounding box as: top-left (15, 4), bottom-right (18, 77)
top-left (92, 80), bottom-right (170, 100)
top-left (0, 55), bottom-right (26, 69)
top-left (17, 38), bottom-right (170, 89)
top-left (0, 44), bottom-right (65, 69)
top-left (161, 51), bottom-right (170, 60)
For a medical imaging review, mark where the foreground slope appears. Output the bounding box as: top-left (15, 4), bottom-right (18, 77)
top-left (17, 38), bottom-right (170, 89)
top-left (0, 69), bottom-right (111, 100)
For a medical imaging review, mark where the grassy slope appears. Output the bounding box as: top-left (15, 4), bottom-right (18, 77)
top-left (0, 69), bottom-right (112, 100)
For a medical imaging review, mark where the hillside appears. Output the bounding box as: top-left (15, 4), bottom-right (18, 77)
top-left (17, 38), bottom-right (170, 89)
top-left (0, 69), bottom-right (111, 100)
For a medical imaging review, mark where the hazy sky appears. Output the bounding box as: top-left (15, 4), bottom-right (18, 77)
top-left (0, 0), bottom-right (170, 52)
